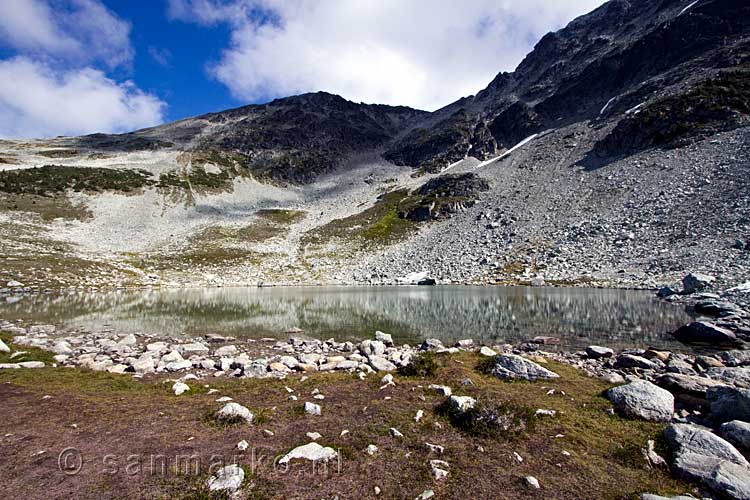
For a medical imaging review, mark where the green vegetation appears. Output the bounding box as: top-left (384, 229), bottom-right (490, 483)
top-left (438, 397), bottom-right (536, 438)
top-left (398, 351), bottom-right (440, 377)
top-left (256, 209), bottom-right (306, 225)
top-left (158, 167), bottom-right (232, 191)
top-left (0, 193), bottom-right (91, 220)
top-left (0, 331), bottom-right (56, 365)
top-left (0, 165), bottom-right (155, 196)
top-left (303, 189), bottom-right (417, 247)
top-left (0, 348), bottom-right (690, 499)
top-left (603, 66), bottom-right (750, 153)
top-left (37, 149), bottom-right (80, 158)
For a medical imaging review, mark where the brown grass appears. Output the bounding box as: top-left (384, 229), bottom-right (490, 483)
top-left (0, 352), bottom-right (690, 500)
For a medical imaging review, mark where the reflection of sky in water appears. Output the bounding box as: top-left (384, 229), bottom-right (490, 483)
top-left (0, 286), bottom-right (693, 350)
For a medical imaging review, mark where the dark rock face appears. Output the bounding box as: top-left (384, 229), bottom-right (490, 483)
top-left (399, 173), bottom-right (490, 222)
top-left (385, 0), bottom-right (750, 172)
top-left (671, 321), bottom-right (743, 347)
top-left (68, 0), bottom-right (750, 182)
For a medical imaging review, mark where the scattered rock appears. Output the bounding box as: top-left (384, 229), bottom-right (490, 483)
top-left (479, 346), bottom-right (497, 357)
top-left (614, 354), bottom-right (663, 371)
top-left (486, 354), bottom-right (560, 381)
top-left (664, 423), bottom-right (750, 500)
top-left (708, 386), bottom-right (750, 422)
top-left (586, 346), bottom-right (614, 359)
top-left (279, 442), bottom-right (337, 464)
top-left (419, 338), bottom-right (445, 351)
top-left (671, 321), bottom-right (742, 348)
top-left (216, 403), bottom-right (254, 424)
top-left (682, 273), bottom-right (715, 294)
top-left (304, 402), bottom-right (322, 416)
top-left (524, 476), bottom-right (540, 489)
top-left (207, 464), bottom-right (244, 493)
top-left (0, 339), bottom-right (9, 353)
top-left (448, 395), bottom-right (476, 413)
top-left (375, 331), bottom-right (394, 347)
top-left (607, 380), bottom-right (674, 422)
top-left (720, 420), bottom-right (750, 451)
top-left (172, 381), bottom-right (190, 396)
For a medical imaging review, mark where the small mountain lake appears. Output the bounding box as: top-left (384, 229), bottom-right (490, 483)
top-left (0, 286), bottom-right (694, 351)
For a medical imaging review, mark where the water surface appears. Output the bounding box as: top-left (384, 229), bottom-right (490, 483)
top-left (0, 286), bottom-right (693, 350)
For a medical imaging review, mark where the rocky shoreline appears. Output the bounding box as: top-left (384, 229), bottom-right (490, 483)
top-left (2, 273), bottom-right (750, 499)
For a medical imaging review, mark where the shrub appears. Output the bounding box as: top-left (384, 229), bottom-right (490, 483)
top-left (398, 351), bottom-right (439, 377)
top-left (438, 398), bottom-right (535, 438)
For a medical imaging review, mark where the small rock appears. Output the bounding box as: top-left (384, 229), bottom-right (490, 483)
top-left (207, 464), bottom-right (244, 493)
top-left (172, 381), bottom-right (190, 396)
top-left (279, 442), bottom-right (337, 464)
top-left (217, 403), bottom-right (254, 424)
top-left (304, 402), bottom-right (321, 415)
top-left (479, 346), bottom-right (497, 357)
top-left (524, 476), bottom-right (540, 489)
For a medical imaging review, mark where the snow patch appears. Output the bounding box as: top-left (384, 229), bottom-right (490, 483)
top-left (625, 102), bottom-right (646, 115)
top-left (441, 157), bottom-right (467, 174)
top-left (473, 134), bottom-right (539, 170)
top-left (678, 0), bottom-right (700, 16)
top-left (600, 96), bottom-right (617, 116)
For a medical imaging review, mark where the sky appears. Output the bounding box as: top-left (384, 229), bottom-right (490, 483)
top-left (0, 0), bottom-right (606, 139)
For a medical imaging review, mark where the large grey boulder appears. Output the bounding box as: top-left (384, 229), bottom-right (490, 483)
top-left (375, 331), bottom-right (394, 347)
top-left (614, 354), bottom-right (663, 371)
top-left (708, 386), bottom-right (750, 422)
top-left (656, 373), bottom-right (728, 407)
top-left (586, 346), bottom-right (614, 359)
top-left (664, 424), bottom-right (750, 500)
top-left (671, 321), bottom-right (742, 347)
top-left (720, 420), bottom-right (750, 451)
top-left (419, 338), bottom-right (445, 351)
top-left (721, 350), bottom-right (750, 367)
top-left (360, 339), bottom-right (386, 356)
top-left (448, 395), bottom-right (477, 413)
top-left (682, 273), bottom-right (715, 294)
top-left (0, 339), bottom-right (9, 353)
top-left (207, 464), bottom-right (244, 493)
top-left (607, 380), bottom-right (674, 422)
top-left (705, 367), bottom-right (750, 388)
top-left (694, 299), bottom-right (746, 318)
top-left (369, 355), bottom-right (397, 372)
top-left (487, 354), bottom-right (559, 381)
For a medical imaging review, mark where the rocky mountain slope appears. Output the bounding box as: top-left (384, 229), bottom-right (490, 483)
top-left (0, 0), bottom-right (749, 291)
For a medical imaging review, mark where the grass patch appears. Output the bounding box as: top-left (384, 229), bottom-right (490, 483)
top-left (256, 209), bottom-right (306, 225)
top-left (302, 189), bottom-right (417, 247)
top-left (437, 397), bottom-right (536, 438)
top-left (37, 149), bottom-right (79, 158)
top-left (398, 351), bottom-right (440, 377)
top-left (0, 165), bottom-right (154, 196)
top-left (0, 331), bottom-right (57, 365)
top-left (474, 355), bottom-right (498, 375)
top-left (0, 193), bottom-right (91, 221)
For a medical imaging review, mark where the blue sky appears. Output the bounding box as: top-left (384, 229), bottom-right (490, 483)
top-left (0, 0), bottom-right (605, 138)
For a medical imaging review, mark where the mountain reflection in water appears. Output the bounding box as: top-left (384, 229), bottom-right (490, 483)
top-left (0, 286), bottom-right (693, 350)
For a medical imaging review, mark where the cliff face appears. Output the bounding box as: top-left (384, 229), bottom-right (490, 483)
top-left (385, 0), bottom-right (750, 172)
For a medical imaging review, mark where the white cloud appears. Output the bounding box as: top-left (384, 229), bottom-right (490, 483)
top-left (0, 0), bottom-right (133, 68)
top-left (0, 57), bottom-right (165, 138)
top-left (169, 0), bottom-right (607, 110)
